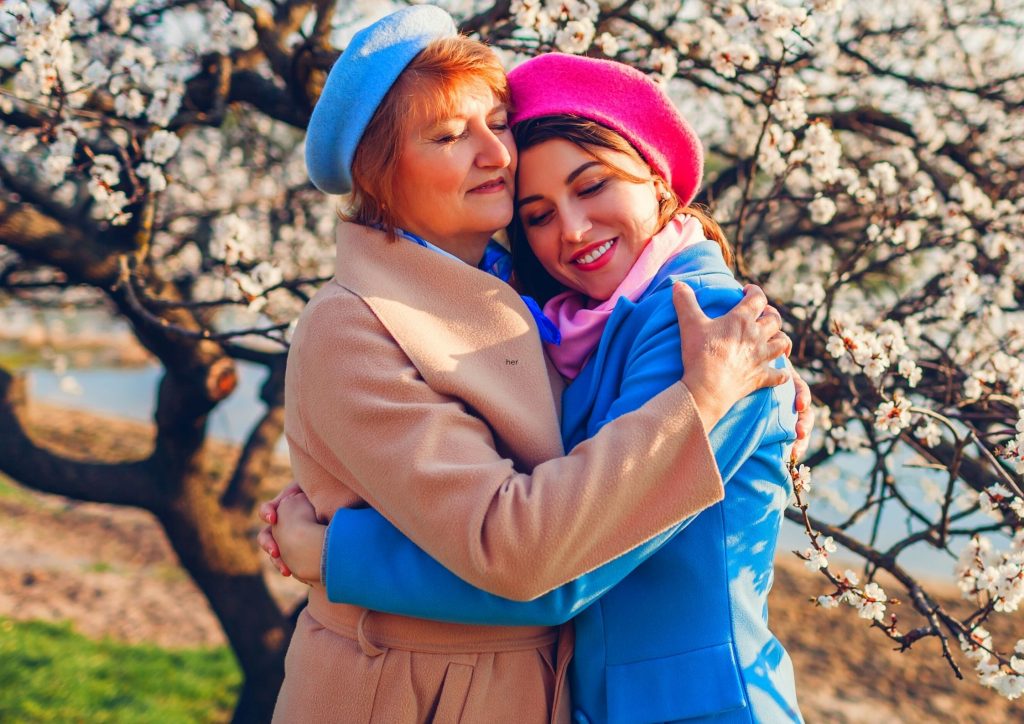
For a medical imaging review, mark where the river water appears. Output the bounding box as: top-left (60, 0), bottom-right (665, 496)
top-left (28, 361), bottom-right (276, 450)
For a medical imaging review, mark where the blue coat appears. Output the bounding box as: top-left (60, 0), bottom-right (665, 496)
top-left (320, 242), bottom-right (802, 723)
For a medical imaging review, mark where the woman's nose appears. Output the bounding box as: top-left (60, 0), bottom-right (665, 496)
top-left (475, 127), bottom-right (512, 169)
top-left (559, 207), bottom-right (591, 245)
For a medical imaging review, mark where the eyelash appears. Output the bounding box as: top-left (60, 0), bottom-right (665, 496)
top-left (523, 179), bottom-right (608, 227)
top-left (436, 123), bottom-right (509, 144)
top-left (436, 131), bottom-right (468, 144)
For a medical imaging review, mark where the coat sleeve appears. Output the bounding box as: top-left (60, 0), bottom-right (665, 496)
top-left (319, 283), bottom-right (775, 619)
top-left (291, 288), bottom-right (723, 601)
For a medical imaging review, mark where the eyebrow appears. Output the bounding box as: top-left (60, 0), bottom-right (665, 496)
top-left (430, 103), bottom-right (510, 126)
top-left (518, 161), bottom-right (603, 206)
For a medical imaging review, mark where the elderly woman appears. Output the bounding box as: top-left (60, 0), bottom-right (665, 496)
top-left (268, 6), bottom-right (803, 723)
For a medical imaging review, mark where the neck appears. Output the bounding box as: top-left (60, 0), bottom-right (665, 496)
top-left (400, 223), bottom-right (493, 267)
top-left (433, 232), bottom-right (493, 266)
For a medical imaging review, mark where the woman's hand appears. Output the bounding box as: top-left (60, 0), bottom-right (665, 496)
top-left (258, 482), bottom-right (301, 577)
top-left (272, 492), bottom-right (326, 586)
top-left (257, 483), bottom-right (325, 584)
top-left (673, 282), bottom-right (791, 431)
top-left (790, 364), bottom-right (815, 462)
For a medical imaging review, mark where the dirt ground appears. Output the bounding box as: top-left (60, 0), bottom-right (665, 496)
top-left (3, 402), bottom-right (1022, 722)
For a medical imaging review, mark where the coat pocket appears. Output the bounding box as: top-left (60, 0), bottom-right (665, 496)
top-left (606, 643), bottom-right (746, 723)
top-left (432, 662), bottom-right (475, 724)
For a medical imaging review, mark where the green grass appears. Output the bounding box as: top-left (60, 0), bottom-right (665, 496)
top-left (0, 345), bottom-right (48, 370)
top-left (0, 618), bottom-right (241, 723)
top-left (0, 473), bottom-right (34, 503)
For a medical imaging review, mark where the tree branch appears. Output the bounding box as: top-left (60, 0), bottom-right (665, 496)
top-left (0, 367), bottom-right (160, 508)
top-left (221, 361), bottom-right (286, 512)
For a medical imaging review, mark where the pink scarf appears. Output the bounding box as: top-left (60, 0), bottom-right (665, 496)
top-left (543, 215), bottom-right (705, 380)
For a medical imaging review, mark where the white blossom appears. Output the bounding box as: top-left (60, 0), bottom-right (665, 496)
top-left (136, 162), bottom-right (167, 193)
top-left (916, 421), bottom-right (942, 447)
top-left (791, 464), bottom-right (811, 494)
top-left (898, 359), bottom-right (922, 387)
top-left (856, 582), bottom-right (888, 621)
top-left (804, 546), bottom-right (829, 570)
top-left (554, 19), bottom-right (595, 54)
top-left (979, 484), bottom-right (1015, 521)
top-left (868, 162), bottom-right (900, 195)
top-left (875, 396), bottom-right (912, 435)
top-left (809, 195), bottom-right (837, 224)
top-left (997, 675), bottom-right (1024, 700)
top-left (114, 87), bottom-right (146, 118)
top-left (595, 32), bottom-right (619, 56)
top-left (649, 47), bottom-right (678, 83)
top-left (144, 130), bottom-right (181, 165)
top-left (826, 334), bottom-right (848, 358)
top-left (804, 536), bottom-right (837, 570)
top-left (803, 123), bottom-right (842, 184)
top-left (89, 154), bottom-right (121, 187)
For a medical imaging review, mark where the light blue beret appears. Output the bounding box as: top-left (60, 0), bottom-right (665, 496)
top-left (305, 5), bottom-right (458, 195)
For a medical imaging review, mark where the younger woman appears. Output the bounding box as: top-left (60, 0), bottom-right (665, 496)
top-left (271, 52), bottom-right (803, 723)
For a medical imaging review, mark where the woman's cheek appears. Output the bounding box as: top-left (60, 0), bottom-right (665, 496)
top-left (534, 235), bottom-right (564, 278)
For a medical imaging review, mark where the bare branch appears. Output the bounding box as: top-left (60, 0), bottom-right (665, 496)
top-left (221, 363), bottom-right (286, 512)
top-left (0, 367), bottom-right (160, 508)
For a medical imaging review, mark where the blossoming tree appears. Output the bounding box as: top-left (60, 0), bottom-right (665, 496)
top-left (1, 0), bottom-right (1022, 717)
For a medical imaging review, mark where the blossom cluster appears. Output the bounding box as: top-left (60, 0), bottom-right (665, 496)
top-left (790, 463), bottom-right (891, 622)
top-left (508, 0), bottom-right (846, 83)
top-left (959, 627), bottom-right (1024, 699)
top-left (957, 519), bottom-right (1024, 613)
top-left (822, 319), bottom-right (930, 437)
top-left (1, 0), bottom-right (257, 226)
top-left (814, 568), bottom-right (889, 623)
top-left (1003, 413), bottom-right (1024, 475)
top-left (510, 0), bottom-right (601, 54)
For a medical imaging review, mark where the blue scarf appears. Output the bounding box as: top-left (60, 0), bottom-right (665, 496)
top-left (398, 229), bottom-right (561, 346)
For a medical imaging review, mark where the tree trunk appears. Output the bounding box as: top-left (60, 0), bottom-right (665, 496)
top-left (154, 485), bottom-right (294, 723)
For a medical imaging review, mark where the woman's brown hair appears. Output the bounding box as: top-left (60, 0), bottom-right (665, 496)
top-left (509, 115), bottom-right (732, 303)
top-left (340, 36), bottom-right (509, 239)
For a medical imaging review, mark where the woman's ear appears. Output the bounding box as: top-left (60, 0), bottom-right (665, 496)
top-left (654, 176), bottom-right (671, 202)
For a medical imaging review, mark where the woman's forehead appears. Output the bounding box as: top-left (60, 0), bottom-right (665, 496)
top-left (410, 80), bottom-right (507, 125)
top-left (520, 140), bottom-right (642, 173)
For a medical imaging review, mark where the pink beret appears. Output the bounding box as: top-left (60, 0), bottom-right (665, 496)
top-left (508, 54), bottom-right (703, 207)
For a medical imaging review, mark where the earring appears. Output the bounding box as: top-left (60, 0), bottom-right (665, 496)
top-left (658, 189), bottom-right (671, 201)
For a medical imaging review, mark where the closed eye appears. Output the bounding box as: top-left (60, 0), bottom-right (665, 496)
top-left (579, 179), bottom-right (608, 196)
top-left (524, 210), bottom-right (553, 227)
top-left (434, 130), bottom-right (469, 144)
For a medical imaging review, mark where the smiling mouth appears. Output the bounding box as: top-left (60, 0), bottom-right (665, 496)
top-left (573, 239), bottom-right (616, 265)
top-left (469, 178), bottom-right (505, 192)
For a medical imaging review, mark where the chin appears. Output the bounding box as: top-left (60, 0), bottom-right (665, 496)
top-left (474, 210), bottom-right (514, 233)
top-left (579, 279), bottom-right (615, 302)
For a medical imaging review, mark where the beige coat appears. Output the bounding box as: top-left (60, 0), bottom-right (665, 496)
top-left (273, 223), bottom-right (723, 723)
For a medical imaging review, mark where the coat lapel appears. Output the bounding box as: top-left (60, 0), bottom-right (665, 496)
top-left (333, 223), bottom-right (565, 469)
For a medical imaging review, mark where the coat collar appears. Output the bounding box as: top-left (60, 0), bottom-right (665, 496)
top-left (333, 222), bottom-right (565, 467)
